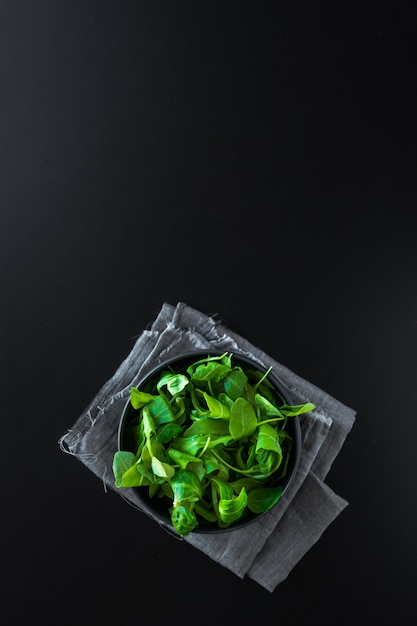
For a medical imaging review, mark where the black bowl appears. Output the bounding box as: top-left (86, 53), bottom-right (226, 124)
top-left (118, 350), bottom-right (301, 534)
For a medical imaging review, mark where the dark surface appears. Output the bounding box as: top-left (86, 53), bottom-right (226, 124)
top-left (1, 2), bottom-right (416, 623)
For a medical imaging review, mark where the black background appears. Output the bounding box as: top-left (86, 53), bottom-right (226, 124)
top-left (1, 2), bottom-right (416, 623)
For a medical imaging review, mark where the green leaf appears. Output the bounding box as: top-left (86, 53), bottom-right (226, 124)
top-left (211, 477), bottom-right (234, 500)
top-left (256, 423), bottom-right (282, 454)
top-left (157, 372), bottom-right (190, 396)
top-left (173, 434), bottom-right (233, 456)
top-left (155, 422), bottom-right (183, 443)
top-left (171, 469), bottom-right (203, 505)
top-left (229, 397), bottom-right (258, 439)
top-left (223, 368), bottom-right (248, 400)
top-left (254, 393), bottom-right (284, 417)
top-left (186, 353), bottom-right (230, 377)
top-left (202, 392), bottom-right (230, 418)
top-left (247, 486), bottom-right (283, 513)
top-left (130, 387), bottom-right (155, 409)
top-left (189, 362), bottom-right (231, 383)
top-left (170, 504), bottom-right (198, 536)
top-left (183, 417), bottom-right (229, 437)
top-left (148, 395), bottom-right (175, 426)
top-left (136, 462), bottom-right (155, 484)
top-left (168, 448), bottom-right (203, 470)
top-left (121, 464), bottom-right (151, 487)
top-left (142, 408), bottom-right (156, 437)
top-left (229, 477), bottom-right (263, 493)
top-left (151, 456), bottom-right (175, 479)
top-left (202, 450), bottom-right (230, 480)
top-left (112, 451), bottom-right (137, 487)
top-left (218, 392), bottom-right (234, 409)
top-left (194, 502), bottom-right (218, 523)
top-left (218, 485), bottom-right (248, 525)
top-left (279, 402), bottom-right (315, 416)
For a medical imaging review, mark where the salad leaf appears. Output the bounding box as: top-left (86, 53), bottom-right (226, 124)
top-left (202, 392), bottom-right (230, 419)
top-left (229, 397), bottom-right (258, 439)
top-left (130, 387), bottom-right (155, 409)
top-left (170, 504), bottom-right (198, 535)
top-left (247, 486), bottom-right (283, 513)
top-left (223, 368), bottom-right (248, 400)
top-left (171, 469), bottom-right (203, 505)
top-left (156, 372), bottom-right (190, 396)
top-left (112, 451), bottom-right (137, 487)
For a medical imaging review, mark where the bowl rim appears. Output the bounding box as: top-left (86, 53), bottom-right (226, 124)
top-left (117, 348), bottom-right (302, 534)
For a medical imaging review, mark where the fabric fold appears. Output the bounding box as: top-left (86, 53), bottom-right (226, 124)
top-left (59, 301), bottom-right (356, 592)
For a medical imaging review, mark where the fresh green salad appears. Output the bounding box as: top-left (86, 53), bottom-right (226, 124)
top-left (112, 352), bottom-right (314, 536)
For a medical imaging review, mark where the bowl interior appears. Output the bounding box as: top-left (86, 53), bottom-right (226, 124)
top-left (118, 350), bottom-right (301, 533)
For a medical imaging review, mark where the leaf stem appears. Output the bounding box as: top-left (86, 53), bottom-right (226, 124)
top-left (253, 365), bottom-right (273, 392)
top-left (211, 449), bottom-right (259, 477)
top-left (257, 417), bottom-right (287, 426)
top-left (198, 436), bottom-right (211, 458)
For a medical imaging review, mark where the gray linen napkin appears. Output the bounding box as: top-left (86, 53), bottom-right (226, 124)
top-left (59, 302), bottom-right (356, 592)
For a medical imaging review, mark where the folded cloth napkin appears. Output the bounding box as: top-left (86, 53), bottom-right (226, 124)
top-left (59, 302), bottom-right (356, 592)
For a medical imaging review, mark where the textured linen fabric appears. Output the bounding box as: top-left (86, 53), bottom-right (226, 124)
top-left (59, 302), bottom-right (356, 592)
